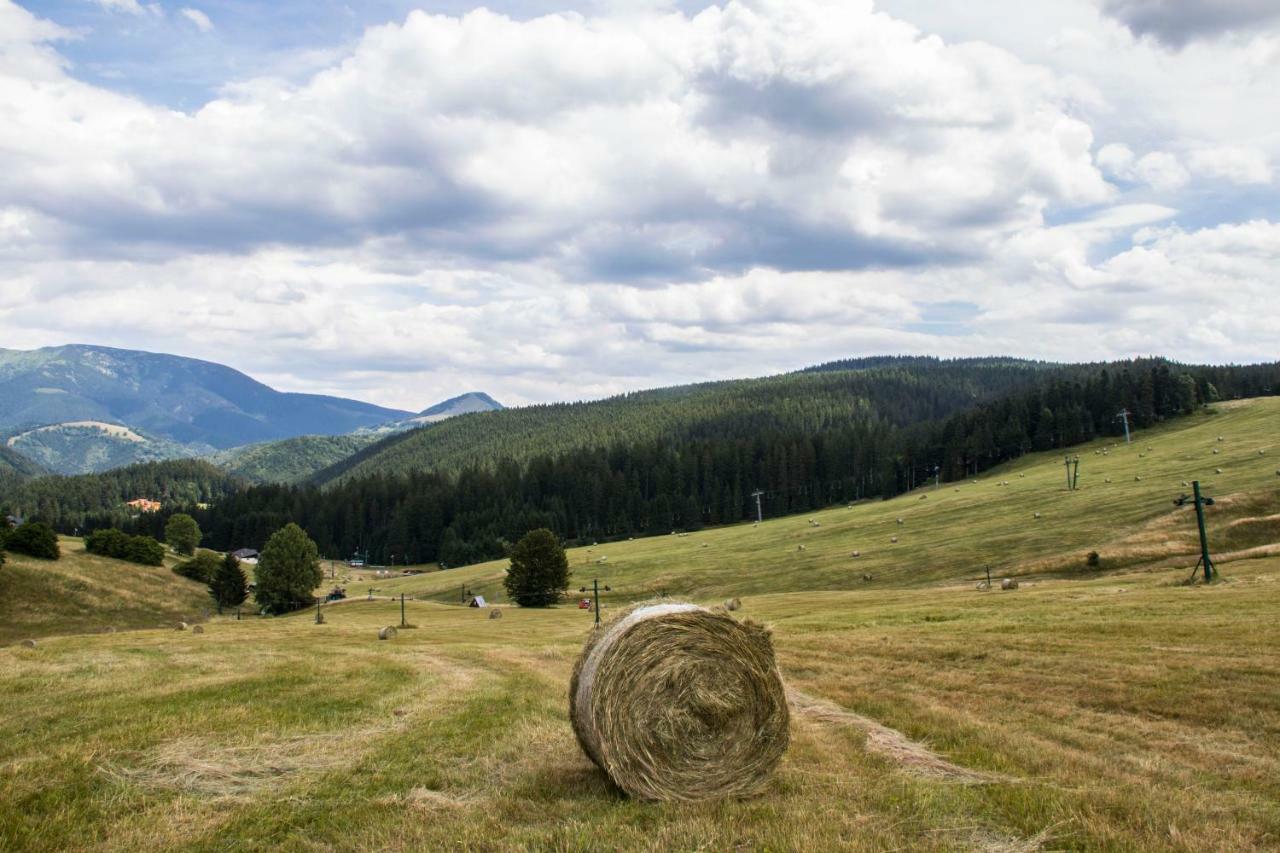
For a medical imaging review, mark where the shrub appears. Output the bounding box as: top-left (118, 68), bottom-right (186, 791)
top-left (175, 550), bottom-right (220, 583)
top-left (164, 513), bottom-right (202, 556)
top-left (125, 535), bottom-right (165, 567)
top-left (86, 527), bottom-right (164, 566)
top-left (504, 528), bottom-right (570, 607)
top-left (1086, 550), bottom-right (1101, 569)
top-left (86, 528), bottom-right (129, 558)
top-left (255, 523), bottom-right (322, 614)
top-left (6, 522), bottom-right (60, 560)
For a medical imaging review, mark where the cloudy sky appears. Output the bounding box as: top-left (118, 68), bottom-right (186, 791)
top-left (1, 0), bottom-right (1277, 409)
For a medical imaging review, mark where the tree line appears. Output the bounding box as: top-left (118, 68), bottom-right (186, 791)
top-left (111, 359), bottom-right (1278, 567)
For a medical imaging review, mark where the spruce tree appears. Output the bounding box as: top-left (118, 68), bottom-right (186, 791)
top-left (209, 552), bottom-right (248, 613)
top-left (255, 523), bottom-right (322, 614)
top-left (504, 528), bottom-right (569, 607)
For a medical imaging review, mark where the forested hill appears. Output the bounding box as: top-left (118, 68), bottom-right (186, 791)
top-left (112, 357), bottom-right (1278, 569)
top-left (312, 358), bottom-right (1066, 486)
top-left (2, 460), bottom-right (244, 531)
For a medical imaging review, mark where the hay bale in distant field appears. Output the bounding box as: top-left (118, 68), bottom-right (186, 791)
top-left (975, 581), bottom-right (990, 591)
top-left (861, 573), bottom-right (873, 582)
top-left (1001, 578), bottom-right (1019, 591)
top-left (890, 536), bottom-right (899, 544)
top-left (1216, 468), bottom-right (1223, 474)
top-left (21, 639), bottom-right (37, 648)
top-left (896, 517), bottom-right (904, 525)
top-left (1213, 448), bottom-right (1220, 454)
top-left (488, 608), bottom-right (503, 620)
top-left (1033, 512), bottom-right (1041, 519)
top-left (569, 601), bottom-right (789, 801)
top-left (1105, 478), bottom-right (1112, 483)
top-left (378, 626), bottom-right (398, 641)
top-left (192, 625), bottom-right (204, 634)
top-left (724, 597), bottom-right (741, 611)
top-left (797, 544), bottom-right (805, 551)
top-left (175, 622), bottom-right (188, 631)
top-left (851, 551), bottom-right (861, 558)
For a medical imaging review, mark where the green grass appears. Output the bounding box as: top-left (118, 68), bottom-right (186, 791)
top-left (0, 537), bottom-right (212, 646)
top-left (367, 398), bottom-right (1280, 605)
top-left (2, 399), bottom-right (1279, 850)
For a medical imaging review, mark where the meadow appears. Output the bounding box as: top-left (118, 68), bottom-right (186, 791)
top-left (2, 398), bottom-right (1278, 851)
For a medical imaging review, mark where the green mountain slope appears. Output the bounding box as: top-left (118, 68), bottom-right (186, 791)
top-left (211, 434), bottom-right (380, 484)
top-left (0, 345), bottom-right (412, 473)
top-left (313, 358), bottom-right (1062, 485)
top-left (372, 396), bottom-right (1280, 604)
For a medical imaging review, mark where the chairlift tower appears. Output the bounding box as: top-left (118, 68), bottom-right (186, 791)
top-left (1116, 409), bottom-right (1132, 444)
top-left (751, 489), bottom-right (765, 523)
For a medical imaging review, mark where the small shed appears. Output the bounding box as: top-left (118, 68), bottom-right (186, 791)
top-left (467, 596), bottom-right (487, 608)
top-left (232, 548), bottom-right (260, 565)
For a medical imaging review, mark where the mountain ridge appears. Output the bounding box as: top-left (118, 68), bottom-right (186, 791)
top-left (0, 344), bottom-right (415, 473)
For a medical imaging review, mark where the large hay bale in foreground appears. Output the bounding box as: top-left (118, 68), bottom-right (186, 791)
top-left (569, 602), bottom-right (789, 801)
top-left (488, 608), bottom-right (503, 620)
top-left (723, 597), bottom-right (741, 611)
top-left (21, 639), bottom-right (37, 649)
top-left (1001, 578), bottom-right (1019, 590)
top-left (378, 626), bottom-right (398, 640)
top-left (191, 625), bottom-right (204, 635)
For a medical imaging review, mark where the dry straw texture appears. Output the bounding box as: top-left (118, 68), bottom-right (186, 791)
top-left (569, 601), bottom-right (789, 802)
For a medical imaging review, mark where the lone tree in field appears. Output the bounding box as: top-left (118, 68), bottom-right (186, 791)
top-left (209, 552), bottom-right (248, 613)
top-left (164, 513), bottom-right (202, 556)
top-left (255, 523), bottom-right (322, 614)
top-left (504, 528), bottom-right (569, 607)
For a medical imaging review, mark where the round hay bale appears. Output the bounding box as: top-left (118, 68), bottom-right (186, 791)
top-left (191, 625), bottom-right (204, 634)
top-left (896, 517), bottom-right (904, 525)
top-left (1033, 512), bottom-right (1041, 519)
top-left (1215, 467), bottom-right (1223, 474)
top-left (21, 639), bottom-right (37, 649)
top-left (1001, 578), bottom-right (1019, 591)
top-left (175, 622), bottom-right (188, 631)
top-left (378, 626), bottom-right (398, 641)
top-left (975, 581), bottom-right (990, 591)
top-left (488, 608), bottom-right (503, 620)
top-left (569, 602), bottom-right (789, 801)
top-left (861, 573), bottom-right (873, 582)
top-left (723, 597), bottom-right (742, 612)
top-left (851, 550), bottom-right (861, 558)
top-left (1213, 448), bottom-right (1220, 454)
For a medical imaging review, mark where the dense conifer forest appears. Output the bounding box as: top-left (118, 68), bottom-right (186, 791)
top-left (6, 357), bottom-right (1261, 569)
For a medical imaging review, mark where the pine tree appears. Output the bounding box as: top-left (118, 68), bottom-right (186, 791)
top-left (255, 523), bottom-right (322, 614)
top-left (209, 552), bottom-right (248, 613)
top-left (504, 528), bottom-right (569, 607)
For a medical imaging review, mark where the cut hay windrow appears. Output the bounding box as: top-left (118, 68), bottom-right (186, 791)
top-left (569, 601), bottom-right (789, 802)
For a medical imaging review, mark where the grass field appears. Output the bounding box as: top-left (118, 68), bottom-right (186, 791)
top-left (0, 538), bottom-right (211, 646)
top-left (2, 400), bottom-right (1278, 850)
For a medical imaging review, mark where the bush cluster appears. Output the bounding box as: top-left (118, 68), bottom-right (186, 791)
top-left (86, 528), bottom-right (165, 566)
top-left (174, 550), bottom-right (221, 584)
top-left (3, 521), bottom-right (60, 560)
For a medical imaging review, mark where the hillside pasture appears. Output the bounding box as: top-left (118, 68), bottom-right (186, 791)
top-left (2, 559), bottom-right (1278, 850)
top-left (0, 537), bottom-right (211, 646)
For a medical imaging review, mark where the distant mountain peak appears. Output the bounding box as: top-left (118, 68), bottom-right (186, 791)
top-left (417, 392), bottom-right (504, 419)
